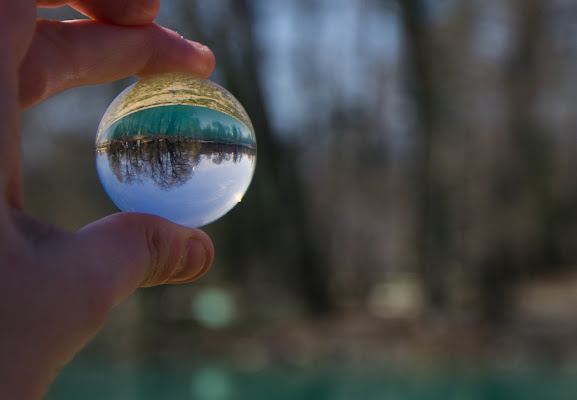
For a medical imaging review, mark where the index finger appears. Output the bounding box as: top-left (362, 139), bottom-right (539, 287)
top-left (19, 20), bottom-right (216, 108)
top-left (37, 0), bottom-right (160, 25)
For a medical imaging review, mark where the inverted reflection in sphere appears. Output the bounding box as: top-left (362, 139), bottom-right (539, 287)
top-left (95, 73), bottom-right (256, 227)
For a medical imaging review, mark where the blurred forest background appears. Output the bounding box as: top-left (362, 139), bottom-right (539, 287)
top-left (27, 0), bottom-right (577, 390)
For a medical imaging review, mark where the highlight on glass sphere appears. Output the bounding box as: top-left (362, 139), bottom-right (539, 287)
top-left (95, 72), bottom-right (257, 228)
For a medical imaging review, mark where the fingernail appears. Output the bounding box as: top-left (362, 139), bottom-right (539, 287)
top-left (188, 40), bottom-right (207, 51)
top-left (170, 239), bottom-right (206, 283)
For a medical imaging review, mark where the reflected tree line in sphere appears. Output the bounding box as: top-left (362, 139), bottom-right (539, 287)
top-left (98, 137), bottom-right (256, 191)
top-left (100, 106), bottom-right (255, 147)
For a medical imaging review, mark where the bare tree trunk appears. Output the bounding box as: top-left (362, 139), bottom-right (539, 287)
top-left (181, 0), bottom-right (334, 315)
top-left (230, 0), bottom-right (333, 315)
top-left (398, 0), bottom-right (452, 310)
top-left (477, 0), bottom-right (549, 322)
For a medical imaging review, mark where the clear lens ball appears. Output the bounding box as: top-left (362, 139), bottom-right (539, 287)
top-left (95, 72), bottom-right (256, 227)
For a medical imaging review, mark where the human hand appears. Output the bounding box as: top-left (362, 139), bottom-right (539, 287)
top-left (0, 1), bottom-right (215, 398)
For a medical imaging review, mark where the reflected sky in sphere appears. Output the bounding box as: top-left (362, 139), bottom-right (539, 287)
top-left (95, 73), bottom-right (257, 228)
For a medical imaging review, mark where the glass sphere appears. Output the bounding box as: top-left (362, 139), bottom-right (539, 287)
top-left (95, 72), bottom-right (256, 228)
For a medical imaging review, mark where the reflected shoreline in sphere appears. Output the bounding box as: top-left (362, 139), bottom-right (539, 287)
top-left (96, 137), bottom-right (256, 190)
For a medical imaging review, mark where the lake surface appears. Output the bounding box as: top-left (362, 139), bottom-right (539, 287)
top-left (46, 359), bottom-right (577, 400)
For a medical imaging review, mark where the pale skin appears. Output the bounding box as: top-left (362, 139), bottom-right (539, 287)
top-left (0, 1), bottom-right (217, 398)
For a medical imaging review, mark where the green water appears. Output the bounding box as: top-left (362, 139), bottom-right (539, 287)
top-left (98, 105), bottom-right (255, 147)
top-left (46, 360), bottom-right (577, 400)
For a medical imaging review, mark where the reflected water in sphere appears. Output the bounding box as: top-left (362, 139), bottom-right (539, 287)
top-left (95, 73), bottom-right (256, 227)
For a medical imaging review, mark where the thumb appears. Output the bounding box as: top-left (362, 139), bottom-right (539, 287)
top-left (75, 212), bottom-right (214, 305)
